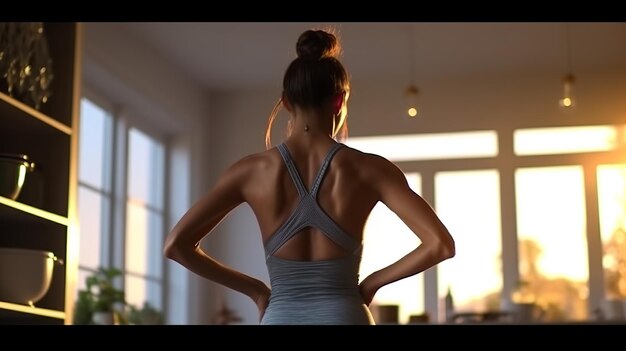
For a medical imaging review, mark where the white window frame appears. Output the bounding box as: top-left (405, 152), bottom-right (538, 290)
top-left (78, 85), bottom-right (169, 319)
top-left (348, 124), bottom-right (626, 323)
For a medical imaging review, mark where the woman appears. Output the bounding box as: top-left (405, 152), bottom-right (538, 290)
top-left (164, 29), bottom-right (455, 325)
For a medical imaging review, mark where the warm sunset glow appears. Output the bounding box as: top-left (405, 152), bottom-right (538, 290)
top-left (597, 164), bottom-right (626, 299)
top-left (359, 173), bottom-right (423, 324)
top-left (408, 107), bottom-right (417, 117)
top-left (516, 167), bottom-right (588, 280)
top-left (346, 131), bottom-right (498, 162)
top-left (125, 202), bottom-right (149, 275)
top-left (515, 166), bottom-right (589, 320)
top-left (435, 170), bottom-right (502, 314)
top-left (514, 125), bottom-right (619, 156)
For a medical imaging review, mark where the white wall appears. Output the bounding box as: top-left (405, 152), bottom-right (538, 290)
top-left (206, 69), bottom-right (626, 324)
top-left (205, 89), bottom-right (280, 323)
top-left (81, 23), bottom-right (216, 325)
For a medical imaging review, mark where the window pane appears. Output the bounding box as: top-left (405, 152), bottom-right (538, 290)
top-left (515, 166), bottom-right (589, 321)
top-left (79, 98), bottom-right (111, 190)
top-left (346, 131), bottom-right (498, 162)
top-left (78, 186), bottom-right (108, 269)
top-left (514, 125), bottom-right (619, 156)
top-left (125, 202), bottom-right (163, 278)
top-left (597, 164), bottom-right (626, 299)
top-left (360, 173), bottom-right (423, 324)
top-left (435, 170), bottom-right (502, 316)
top-left (125, 275), bottom-right (163, 311)
top-left (127, 128), bottom-right (164, 209)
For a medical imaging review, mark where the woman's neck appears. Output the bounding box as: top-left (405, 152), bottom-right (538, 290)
top-left (290, 108), bottom-right (335, 139)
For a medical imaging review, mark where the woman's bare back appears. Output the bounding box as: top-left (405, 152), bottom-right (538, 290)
top-left (242, 140), bottom-right (381, 262)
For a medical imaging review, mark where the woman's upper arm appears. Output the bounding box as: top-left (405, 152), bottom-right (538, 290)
top-left (374, 157), bottom-right (453, 248)
top-left (165, 157), bottom-right (253, 250)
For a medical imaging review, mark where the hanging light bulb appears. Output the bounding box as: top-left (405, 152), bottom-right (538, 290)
top-left (559, 24), bottom-right (576, 111)
top-left (405, 24), bottom-right (421, 119)
top-left (406, 84), bottom-right (419, 118)
top-left (559, 73), bottom-right (575, 109)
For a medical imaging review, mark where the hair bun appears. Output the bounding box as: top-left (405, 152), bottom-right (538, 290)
top-left (296, 29), bottom-right (341, 60)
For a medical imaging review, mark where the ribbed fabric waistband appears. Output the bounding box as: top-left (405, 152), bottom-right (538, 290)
top-left (266, 254), bottom-right (361, 302)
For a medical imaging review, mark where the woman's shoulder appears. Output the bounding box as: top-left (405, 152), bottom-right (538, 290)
top-left (232, 147), bottom-right (281, 173)
top-left (333, 145), bottom-right (398, 184)
top-left (346, 145), bottom-right (411, 184)
top-left (338, 144), bottom-right (395, 169)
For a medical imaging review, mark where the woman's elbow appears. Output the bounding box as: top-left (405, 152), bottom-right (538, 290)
top-left (163, 234), bottom-right (183, 261)
top-left (163, 242), bottom-right (176, 261)
top-left (441, 235), bottom-right (456, 260)
top-left (434, 234), bottom-right (455, 261)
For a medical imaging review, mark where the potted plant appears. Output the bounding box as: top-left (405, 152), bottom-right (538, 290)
top-left (73, 267), bottom-right (126, 325)
top-left (128, 301), bottom-right (164, 325)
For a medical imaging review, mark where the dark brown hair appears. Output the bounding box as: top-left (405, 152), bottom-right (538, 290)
top-left (265, 29), bottom-right (350, 149)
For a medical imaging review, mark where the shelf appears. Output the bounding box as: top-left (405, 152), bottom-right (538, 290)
top-left (0, 91), bottom-right (72, 135)
top-left (0, 300), bottom-right (65, 320)
top-left (0, 21), bottom-right (79, 325)
top-left (0, 195), bottom-right (68, 226)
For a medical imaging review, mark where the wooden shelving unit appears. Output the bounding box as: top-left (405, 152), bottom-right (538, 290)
top-left (0, 91), bottom-right (72, 135)
top-left (0, 23), bottom-right (81, 325)
top-left (0, 301), bottom-right (65, 320)
top-left (0, 195), bottom-right (68, 226)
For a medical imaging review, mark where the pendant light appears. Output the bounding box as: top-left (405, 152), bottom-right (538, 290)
top-left (406, 24), bottom-right (420, 118)
top-left (559, 23), bottom-right (576, 110)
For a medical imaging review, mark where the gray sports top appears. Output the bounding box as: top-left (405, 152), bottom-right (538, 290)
top-left (264, 142), bottom-right (361, 259)
top-left (260, 142), bottom-right (372, 325)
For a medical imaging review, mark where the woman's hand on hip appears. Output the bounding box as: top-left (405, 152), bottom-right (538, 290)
top-left (359, 275), bottom-right (380, 306)
top-left (253, 285), bottom-right (271, 323)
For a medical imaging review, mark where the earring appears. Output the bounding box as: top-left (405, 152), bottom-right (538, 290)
top-left (304, 125), bottom-right (310, 133)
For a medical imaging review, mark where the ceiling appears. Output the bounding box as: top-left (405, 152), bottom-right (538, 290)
top-left (122, 22), bottom-right (626, 92)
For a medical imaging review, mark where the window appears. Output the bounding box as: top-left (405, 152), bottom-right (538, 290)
top-left (77, 98), bottom-right (113, 294)
top-left (347, 124), bottom-right (626, 323)
top-left (76, 97), bottom-right (167, 315)
top-left (597, 164), bottom-right (626, 299)
top-left (125, 128), bottom-right (165, 310)
top-left (435, 170), bottom-right (503, 315)
top-left (514, 125), bottom-right (620, 156)
top-left (515, 166), bottom-right (589, 321)
top-left (359, 173), bottom-right (423, 324)
top-left (348, 132), bottom-right (499, 324)
top-left (346, 130), bottom-right (498, 162)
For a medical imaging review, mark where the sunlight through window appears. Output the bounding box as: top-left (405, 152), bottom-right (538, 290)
top-left (515, 166), bottom-right (589, 320)
top-left (597, 164), bottom-right (626, 299)
top-left (346, 131), bottom-right (498, 162)
top-left (435, 170), bottom-right (503, 315)
top-left (125, 128), bottom-right (165, 310)
top-left (359, 173), bottom-right (423, 324)
top-left (514, 125), bottom-right (619, 156)
top-left (76, 98), bottom-right (112, 297)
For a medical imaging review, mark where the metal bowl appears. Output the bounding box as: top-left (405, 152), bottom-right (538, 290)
top-left (0, 153), bottom-right (35, 200)
top-left (0, 248), bottom-right (62, 305)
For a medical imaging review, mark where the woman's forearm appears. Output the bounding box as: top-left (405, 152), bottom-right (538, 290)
top-left (364, 241), bottom-right (453, 293)
top-left (167, 246), bottom-right (269, 301)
